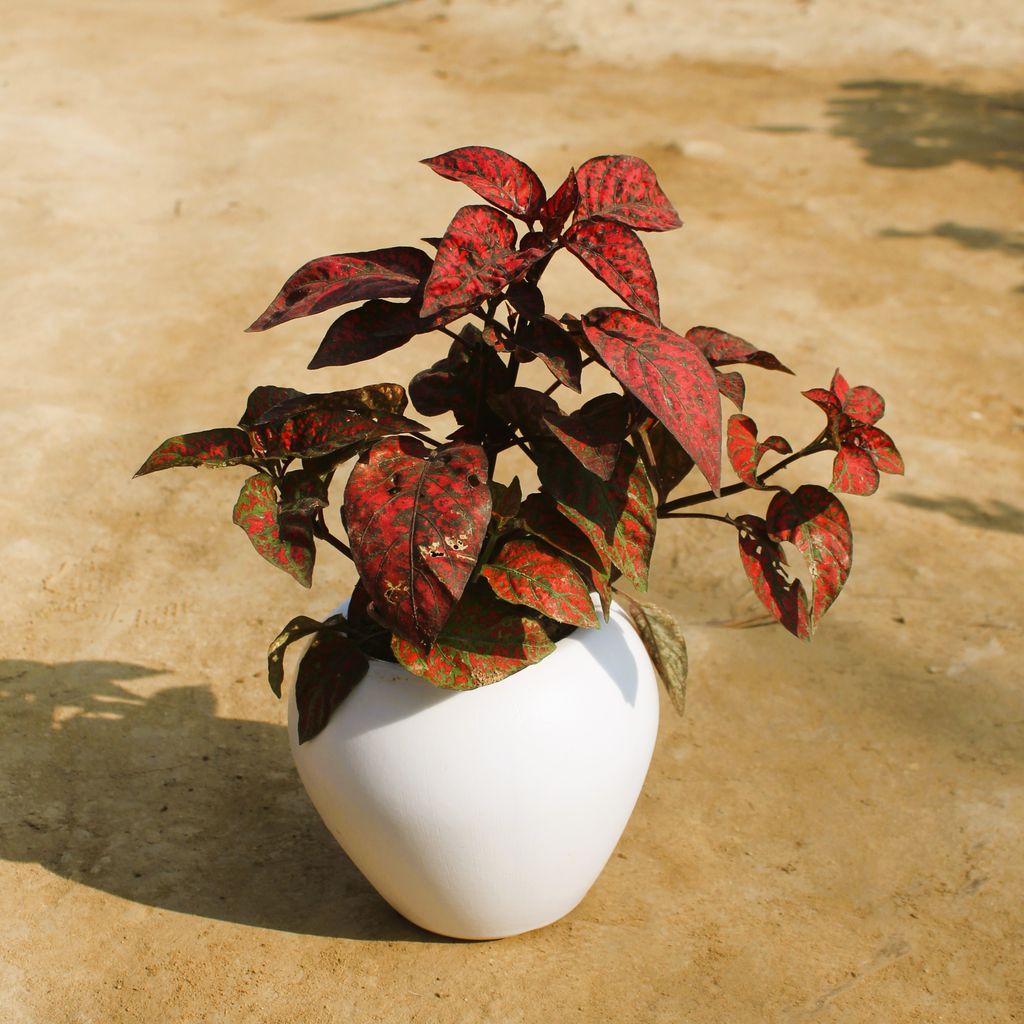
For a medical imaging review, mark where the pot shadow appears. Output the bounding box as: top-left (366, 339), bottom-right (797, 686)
top-left (0, 659), bottom-right (447, 941)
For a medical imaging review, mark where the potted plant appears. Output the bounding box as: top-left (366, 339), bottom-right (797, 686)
top-left (136, 146), bottom-right (903, 939)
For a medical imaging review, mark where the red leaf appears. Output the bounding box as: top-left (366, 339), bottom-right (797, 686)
top-left (135, 427), bottom-right (256, 477)
top-left (295, 630), bottom-right (369, 744)
top-left (850, 424), bottom-right (904, 475)
top-left (768, 486), bottom-right (852, 629)
top-left (247, 247), bottom-right (432, 331)
top-left (391, 582), bottom-right (555, 689)
top-left (247, 388), bottom-right (423, 459)
top-left (238, 386), bottom-right (306, 428)
top-left (539, 168), bottom-right (579, 236)
top-left (565, 220), bottom-right (660, 322)
top-left (515, 317), bottom-right (583, 392)
top-left (344, 438), bottom-right (491, 644)
top-left (582, 307), bottom-right (722, 492)
top-left (543, 394), bottom-right (629, 481)
top-left (308, 300), bottom-right (423, 369)
top-left (421, 146), bottom-right (546, 221)
top-left (736, 514), bottom-right (810, 640)
top-left (726, 414), bottom-right (792, 489)
top-left (232, 473), bottom-right (315, 587)
top-left (685, 326), bottom-right (794, 375)
top-left (420, 206), bottom-right (538, 320)
top-left (843, 385), bottom-right (885, 425)
top-left (715, 369), bottom-right (746, 410)
top-left (832, 443), bottom-right (880, 495)
top-left (482, 537), bottom-right (598, 628)
top-left (575, 155), bottom-right (682, 232)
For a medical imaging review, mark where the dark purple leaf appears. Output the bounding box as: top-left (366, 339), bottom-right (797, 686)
top-left (543, 394), bottom-right (629, 481)
top-left (308, 300), bottom-right (423, 369)
top-left (238, 386), bottom-right (307, 429)
top-left (295, 630), bottom-right (369, 744)
top-left (247, 247), bottom-right (431, 331)
top-left (736, 514), bottom-right (809, 640)
top-left (515, 317), bottom-right (583, 392)
top-left (519, 492), bottom-right (605, 573)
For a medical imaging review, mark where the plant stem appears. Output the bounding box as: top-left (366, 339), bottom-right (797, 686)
top-left (657, 433), bottom-right (831, 515)
top-left (313, 513), bottom-right (353, 560)
top-left (411, 431), bottom-right (441, 448)
top-left (659, 511), bottom-right (739, 528)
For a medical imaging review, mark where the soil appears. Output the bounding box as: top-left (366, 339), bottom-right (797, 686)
top-left (2, 1), bottom-right (1022, 1021)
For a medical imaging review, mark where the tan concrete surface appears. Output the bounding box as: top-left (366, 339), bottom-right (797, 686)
top-left (2, 2), bottom-right (1022, 1021)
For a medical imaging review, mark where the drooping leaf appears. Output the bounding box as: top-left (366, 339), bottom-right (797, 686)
top-left (565, 220), bottom-right (660, 322)
top-left (735, 514), bottom-right (809, 640)
top-left (575, 155), bottom-right (682, 232)
top-left (247, 247), bottom-right (432, 331)
top-left (626, 600), bottom-right (688, 714)
top-left (515, 317), bottom-right (583, 392)
top-left (247, 387), bottom-right (422, 459)
top-left (543, 394), bottom-right (630, 481)
top-left (727, 414), bottom-right (793, 489)
top-left (420, 205), bottom-right (538, 319)
top-left (267, 613), bottom-right (347, 698)
top-left (135, 427), bottom-right (257, 477)
top-left (582, 307), bottom-right (722, 492)
top-left (421, 146), bottom-right (546, 221)
top-left (519, 493), bottom-right (605, 573)
top-left (238, 386), bottom-right (307, 428)
top-left (308, 299), bottom-right (423, 369)
top-left (232, 473), bottom-right (315, 587)
top-left (539, 442), bottom-right (657, 591)
top-left (391, 582), bottom-right (555, 689)
top-left (685, 326), bottom-right (794, 375)
top-left (482, 537), bottom-right (599, 628)
top-left (637, 419), bottom-right (695, 505)
top-left (715, 369), bottom-right (746, 410)
top-left (295, 630), bottom-right (369, 744)
top-left (767, 485), bottom-right (852, 629)
top-left (539, 168), bottom-right (579, 236)
top-left (344, 438), bottom-right (491, 644)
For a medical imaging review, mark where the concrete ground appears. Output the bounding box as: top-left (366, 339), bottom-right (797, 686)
top-left (2, 1), bottom-right (1022, 1020)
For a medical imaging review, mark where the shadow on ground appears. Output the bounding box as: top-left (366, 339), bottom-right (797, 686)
top-left (0, 660), bottom-right (440, 941)
top-left (889, 494), bottom-right (1024, 536)
top-left (824, 79), bottom-right (1024, 173)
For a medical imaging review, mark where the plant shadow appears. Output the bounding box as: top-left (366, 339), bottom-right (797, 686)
top-left (888, 494), bottom-right (1024, 536)
top-left (824, 79), bottom-right (1024, 174)
top-left (0, 659), bottom-right (446, 941)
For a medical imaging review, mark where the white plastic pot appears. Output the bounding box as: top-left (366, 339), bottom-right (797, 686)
top-left (287, 600), bottom-right (659, 940)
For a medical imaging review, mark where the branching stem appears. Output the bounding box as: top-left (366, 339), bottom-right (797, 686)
top-left (313, 512), bottom-right (353, 560)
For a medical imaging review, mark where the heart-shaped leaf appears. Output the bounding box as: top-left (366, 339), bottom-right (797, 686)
top-left (308, 299), bottom-right (424, 369)
top-left (247, 247), bottom-right (432, 331)
top-left (727, 414), bottom-right (792, 489)
top-left (575, 155), bottom-right (682, 232)
top-left (267, 612), bottom-right (348, 698)
top-left (735, 514), bottom-right (809, 640)
top-left (232, 473), bottom-right (315, 587)
top-left (482, 537), bottom-right (599, 628)
top-left (767, 486), bottom-right (852, 629)
top-left (238, 386), bottom-right (307, 429)
top-left (135, 428), bottom-right (256, 477)
top-left (625, 599), bottom-right (688, 714)
top-left (422, 147), bottom-right (546, 221)
top-left (565, 220), bottom-right (660, 322)
top-left (685, 326), bottom-right (794, 375)
top-left (295, 630), bottom-right (369, 744)
top-left (515, 317), bottom-right (583, 392)
top-left (582, 307), bottom-right (722, 492)
top-left (420, 205), bottom-right (539, 319)
top-left (391, 582), bottom-right (555, 689)
top-left (344, 438), bottom-right (491, 644)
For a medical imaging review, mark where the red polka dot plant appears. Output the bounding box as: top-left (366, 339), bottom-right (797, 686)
top-left (137, 147), bottom-right (903, 743)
